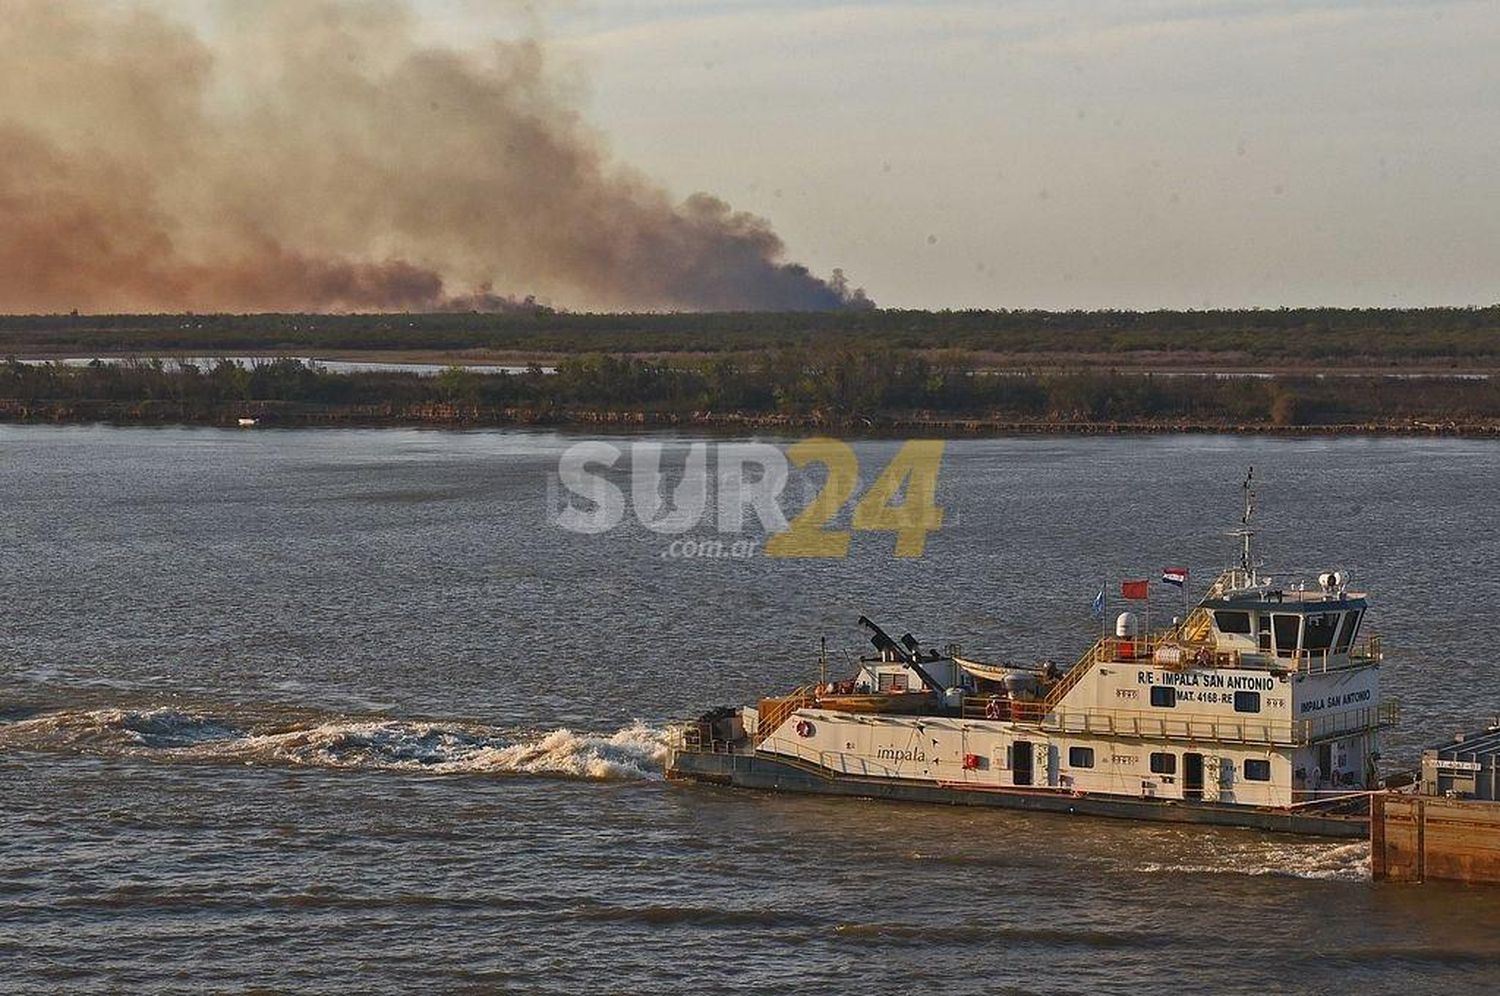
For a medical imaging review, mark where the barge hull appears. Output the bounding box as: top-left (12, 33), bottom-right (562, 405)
top-left (1371, 794), bottom-right (1500, 883)
top-left (667, 748), bottom-right (1368, 839)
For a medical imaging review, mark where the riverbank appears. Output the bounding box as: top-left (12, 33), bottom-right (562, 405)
top-left (7, 353), bottom-right (1500, 435)
top-left (5, 399), bottom-right (1499, 436)
top-left (5, 306), bottom-right (1500, 370)
top-left (12, 348), bottom-right (1500, 379)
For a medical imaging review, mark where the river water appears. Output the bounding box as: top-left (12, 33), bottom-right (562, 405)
top-left (2, 426), bottom-right (1498, 994)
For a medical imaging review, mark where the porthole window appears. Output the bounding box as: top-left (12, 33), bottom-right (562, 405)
top-left (1150, 686), bottom-right (1177, 708)
top-left (1244, 759), bottom-right (1272, 782)
top-left (1233, 691), bottom-right (1261, 714)
top-left (1150, 752), bottom-right (1177, 775)
top-left (1069, 746), bottom-right (1095, 768)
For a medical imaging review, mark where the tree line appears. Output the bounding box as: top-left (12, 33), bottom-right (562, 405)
top-left (5, 353), bottom-right (1500, 426)
top-left (2, 306), bottom-right (1499, 363)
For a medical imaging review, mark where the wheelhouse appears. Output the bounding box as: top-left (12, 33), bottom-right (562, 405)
top-left (1202, 584), bottom-right (1371, 671)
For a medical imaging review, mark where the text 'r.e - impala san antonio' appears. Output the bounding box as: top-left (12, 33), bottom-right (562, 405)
top-left (667, 473), bottom-right (1398, 837)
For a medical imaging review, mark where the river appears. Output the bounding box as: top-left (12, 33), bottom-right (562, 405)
top-left (2, 426), bottom-right (1498, 994)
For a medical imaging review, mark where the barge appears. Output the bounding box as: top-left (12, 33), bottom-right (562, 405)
top-left (1371, 726), bottom-right (1500, 882)
top-left (667, 473), bottom-right (1397, 838)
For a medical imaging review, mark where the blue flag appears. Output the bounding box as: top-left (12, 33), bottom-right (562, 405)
top-left (1090, 585), bottom-right (1106, 621)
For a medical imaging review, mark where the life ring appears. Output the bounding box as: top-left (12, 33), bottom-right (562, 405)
top-left (984, 697), bottom-right (1004, 720)
top-left (794, 719), bottom-right (815, 738)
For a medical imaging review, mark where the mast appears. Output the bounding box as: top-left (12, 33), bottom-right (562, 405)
top-left (1231, 466), bottom-right (1258, 587)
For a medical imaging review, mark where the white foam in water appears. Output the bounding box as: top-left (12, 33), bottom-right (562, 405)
top-left (233, 718), bottom-right (669, 780)
top-left (453, 723), bottom-right (670, 780)
top-left (0, 707), bottom-right (236, 750)
top-left (0, 707), bottom-right (670, 782)
top-left (1136, 841), bottom-right (1370, 881)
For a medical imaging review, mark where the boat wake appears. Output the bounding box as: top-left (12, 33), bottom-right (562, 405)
top-left (0, 706), bottom-right (669, 781)
top-left (1136, 841), bottom-right (1370, 881)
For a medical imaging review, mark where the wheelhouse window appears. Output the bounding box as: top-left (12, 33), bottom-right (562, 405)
top-left (1334, 609), bottom-right (1364, 654)
top-left (1069, 746), bottom-right (1095, 768)
top-left (1303, 612), bottom-right (1339, 652)
top-left (1149, 686), bottom-right (1177, 708)
top-left (1272, 613), bottom-right (1302, 658)
top-left (1244, 759), bottom-right (1272, 781)
top-left (1233, 691), bottom-right (1261, 713)
top-left (1214, 610), bottom-right (1252, 635)
top-left (1150, 752), bottom-right (1177, 775)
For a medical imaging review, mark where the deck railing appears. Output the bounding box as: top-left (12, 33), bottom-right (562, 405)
top-left (760, 738), bottom-right (913, 779)
top-left (1295, 698), bottom-right (1399, 742)
top-left (958, 696), bottom-right (1399, 746)
top-left (753, 686), bottom-right (816, 746)
top-left (746, 628), bottom-right (1388, 748)
top-left (1044, 630), bottom-right (1382, 692)
top-left (1289, 635), bottom-right (1382, 673)
top-left (676, 724), bottom-right (741, 755)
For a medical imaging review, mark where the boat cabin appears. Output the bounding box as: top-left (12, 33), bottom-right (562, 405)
top-left (1200, 571), bottom-right (1368, 671)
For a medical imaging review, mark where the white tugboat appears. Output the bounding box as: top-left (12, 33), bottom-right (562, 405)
top-left (667, 472), bottom-right (1398, 837)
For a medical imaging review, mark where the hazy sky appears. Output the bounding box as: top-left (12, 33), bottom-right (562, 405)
top-left (179, 1), bottom-right (1499, 309)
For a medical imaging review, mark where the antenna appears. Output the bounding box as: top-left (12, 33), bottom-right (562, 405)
top-left (1229, 466), bottom-right (1258, 585)
top-left (1240, 466), bottom-right (1255, 570)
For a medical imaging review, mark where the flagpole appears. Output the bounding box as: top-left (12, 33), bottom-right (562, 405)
top-left (1093, 582), bottom-right (1107, 642)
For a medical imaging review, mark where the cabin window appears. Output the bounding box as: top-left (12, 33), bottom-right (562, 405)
top-left (1272, 613), bottom-right (1302, 657)
top-left (1069, 746), bottom-right (1095, 768)
top-left (1150, 752), bottom-right (1177, 775)
top-left (878, 672), bottom-right (908, 692)
top-left (1149, 686), bottom-right (1177, 708)
top-left (1257, 614), bottom-right (1272, 653)
top-left (1303, 612), bottom-right (1339, 652)
top-left (1214, 610), bottom-right (1252, 635)
top-left (1244, 759), bottom-right (1272, 781)
top-left (1233, 691), bottom-right (1261, 713)
top-left (1334, 610), bottom-right (1364, 654)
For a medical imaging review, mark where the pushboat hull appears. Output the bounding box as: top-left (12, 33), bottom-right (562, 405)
top-left (666, 747), bottom-right (1371, 839)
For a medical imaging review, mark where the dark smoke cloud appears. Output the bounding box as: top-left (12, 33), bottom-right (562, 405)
top-left (0, 0), bottom-right (871, 314)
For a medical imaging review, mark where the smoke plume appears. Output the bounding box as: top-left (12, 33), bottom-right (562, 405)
top-left (0, 0), bottom-right (871, 313)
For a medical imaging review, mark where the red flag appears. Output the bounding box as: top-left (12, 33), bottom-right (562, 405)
top-left (1121, 579), bottom-right (1150, 600)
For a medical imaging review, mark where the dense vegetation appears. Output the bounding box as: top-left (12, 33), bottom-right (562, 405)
top-left (2, 307), bottom-right (1499, 365)
top-left (4, 353), bottom-right (1498, 429)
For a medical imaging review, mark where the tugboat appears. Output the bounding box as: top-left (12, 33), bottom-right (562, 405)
top-left (666, 471), bottom-right (1398, 838)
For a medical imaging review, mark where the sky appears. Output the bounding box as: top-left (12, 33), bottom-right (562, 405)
top-left (132, 1), bottom-right (1500, 309)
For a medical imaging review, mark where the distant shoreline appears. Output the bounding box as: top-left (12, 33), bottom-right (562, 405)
top-left (4, 400), bottom-right (1497, 438)
top-left (5, 306), bottom-right (1500, 373)
top-left (9, 351), bottom-right (1500, 437)
top-left (10, 348), bottom-right (1500, 379)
